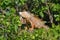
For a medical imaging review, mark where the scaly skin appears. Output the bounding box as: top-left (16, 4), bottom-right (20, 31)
top-left (19, 11), bottom-right (49, 31)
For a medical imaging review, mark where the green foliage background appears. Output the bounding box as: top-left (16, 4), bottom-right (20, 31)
top-left (0, 0), bottom-right (60, 40)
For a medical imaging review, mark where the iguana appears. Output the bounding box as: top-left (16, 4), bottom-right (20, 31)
top-left (19, 11), bottom-right (49, 31)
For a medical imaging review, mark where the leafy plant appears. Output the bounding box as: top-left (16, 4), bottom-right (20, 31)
top-left (0, 0), bottom-right (60, 40)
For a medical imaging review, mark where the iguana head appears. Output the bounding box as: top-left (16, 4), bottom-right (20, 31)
top-left (19, 11), bottom-right (31, 18)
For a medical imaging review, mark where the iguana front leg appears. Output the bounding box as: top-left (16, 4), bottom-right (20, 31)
top-left (29, 20), bottom-right (35, 31)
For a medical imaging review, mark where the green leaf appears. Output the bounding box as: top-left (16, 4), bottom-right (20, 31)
top-left (5, 12), bottom-right (11, 16)
top-left (39, 11), bottom-right (44, 18)
top-left (41, 0), bottom-right (45, 3)
top-left (15, 25), bottom-right (18, 33)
